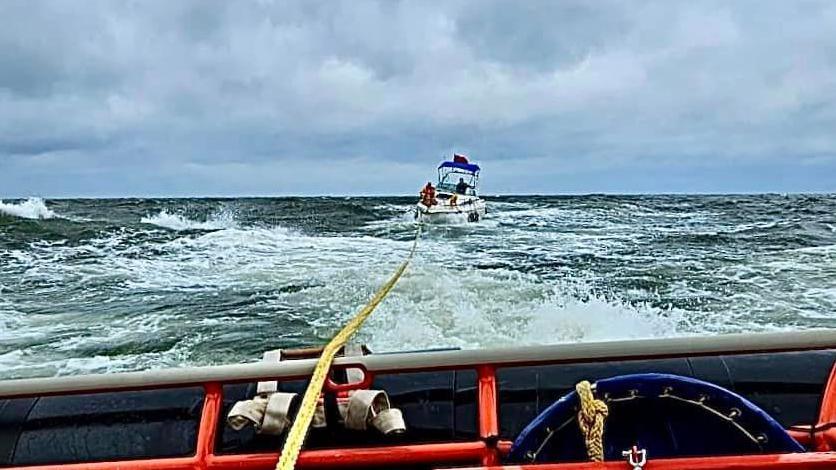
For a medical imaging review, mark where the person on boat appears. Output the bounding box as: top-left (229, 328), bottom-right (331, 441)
top-left (455, 178), bottom-right (471, 194)
top-left (420, 182), bottom-right (437, 206)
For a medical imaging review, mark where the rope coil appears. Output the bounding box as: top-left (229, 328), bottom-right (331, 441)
top-left (275, 225), bottom-right (421, 470)
top-left (576, 380), bottom-right (609, 462)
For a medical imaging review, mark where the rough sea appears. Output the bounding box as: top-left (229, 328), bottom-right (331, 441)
top-left (1, 195), bottom-right (834, 379)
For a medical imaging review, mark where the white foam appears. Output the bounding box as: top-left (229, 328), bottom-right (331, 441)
top-left (6, 196), bottom-right (832, 378)
top-left (421, 212), bottom-right (473, 225)
top-left (0, 348), bottom-right (191, 379)
top-left (362, 264), bottom-right (688, 352)
top-left (0, 197), bottom-right (57, 220)
top-left (140, 209), bottom-right (238, 231)
top-left (119, 226), bottom-right (409, 292)
top-left (1, 203), bottom-right (694, 379)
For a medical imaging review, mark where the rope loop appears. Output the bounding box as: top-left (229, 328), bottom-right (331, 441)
top-left (576, 380), bottom-right (609, 462)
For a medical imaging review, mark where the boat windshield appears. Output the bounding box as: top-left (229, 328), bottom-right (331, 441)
top-left (437, 169), bottom-right (478, 196)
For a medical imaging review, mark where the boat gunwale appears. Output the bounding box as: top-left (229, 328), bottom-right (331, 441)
top-left (2, 330), bottom-right (836, 398)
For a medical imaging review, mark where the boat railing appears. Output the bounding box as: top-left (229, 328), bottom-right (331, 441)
top-left (2, 330), bottom-right (836, 398)
top-left (2, 330), bottom-right (836, 469)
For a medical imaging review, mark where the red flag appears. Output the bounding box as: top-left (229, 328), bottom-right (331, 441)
top-left (453, 154), bottom-right (469, 164)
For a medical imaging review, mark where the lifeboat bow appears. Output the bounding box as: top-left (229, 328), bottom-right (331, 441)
top-left (508, 373), bottom-right (804, 464)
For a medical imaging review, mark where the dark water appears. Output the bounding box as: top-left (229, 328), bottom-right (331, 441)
top-left (1, 195), bottom-right (835, 379)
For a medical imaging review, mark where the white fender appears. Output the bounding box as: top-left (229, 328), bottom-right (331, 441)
top-left (345, 389), bottom-right (406, 434)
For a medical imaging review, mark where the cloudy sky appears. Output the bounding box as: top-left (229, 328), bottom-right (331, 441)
top-left (1, 0), bottom-right (835, 197)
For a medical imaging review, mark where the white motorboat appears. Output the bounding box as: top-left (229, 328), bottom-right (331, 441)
top-left (417, 154), bottom-right (486, 222)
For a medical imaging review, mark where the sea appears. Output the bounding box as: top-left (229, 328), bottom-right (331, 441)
top-left (1, 195), bottom-right (834, 379)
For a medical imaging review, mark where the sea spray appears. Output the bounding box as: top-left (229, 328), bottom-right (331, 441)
top-left (0, 197), bottom-right (57, 220)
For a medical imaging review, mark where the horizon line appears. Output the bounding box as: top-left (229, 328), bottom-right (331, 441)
top-left (2, 190), bottom-right (835, 200)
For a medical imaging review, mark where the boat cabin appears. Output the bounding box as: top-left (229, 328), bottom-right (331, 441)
top-left (436, 160), bottom-right (480, 197)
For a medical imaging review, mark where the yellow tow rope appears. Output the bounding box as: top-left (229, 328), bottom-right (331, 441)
top-left (275, 225), bottom-right (422, 470)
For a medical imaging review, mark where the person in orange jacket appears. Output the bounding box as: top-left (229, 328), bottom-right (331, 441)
top-left (420, 182), bottom-right (437, 206)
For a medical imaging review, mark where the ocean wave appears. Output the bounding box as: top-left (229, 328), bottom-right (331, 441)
top-left (362, 267), bottom-right (689, 351)
top-left (0, 197), bottom-right (57, 220)
top-left (2, 194), bottom-right (834, 378)
top-left (140, 209), bottom-right (238, 231)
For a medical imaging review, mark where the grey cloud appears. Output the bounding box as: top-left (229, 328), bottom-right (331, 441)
top-left (0, 0), bottom-right (835, 196)
top-left (456, 0), bottom-right (631, 71)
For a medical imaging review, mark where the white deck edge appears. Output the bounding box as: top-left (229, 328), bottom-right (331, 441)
top-left (1, 330), bottom-right (835, 397)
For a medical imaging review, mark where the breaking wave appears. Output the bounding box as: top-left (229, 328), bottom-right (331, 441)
top-left (0, 197), bottom-right (57, 220)
top-left (140, 209), bottom-right (238, 231)
top-left (363, 267), bottom-right (688, 352)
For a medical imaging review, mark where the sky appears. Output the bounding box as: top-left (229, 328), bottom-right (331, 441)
top-left (1, 0), bottom-right (835, 197)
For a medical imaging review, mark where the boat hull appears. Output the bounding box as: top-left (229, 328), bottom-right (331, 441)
top-left (416, 196), bottom-right (486, 223)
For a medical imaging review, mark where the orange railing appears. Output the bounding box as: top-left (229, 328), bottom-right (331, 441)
top-left (5, 332), bottom-right (836, 469)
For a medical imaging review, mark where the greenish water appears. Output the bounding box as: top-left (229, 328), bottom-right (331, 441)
top-left (1, 195), bottom-right (834, 379)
